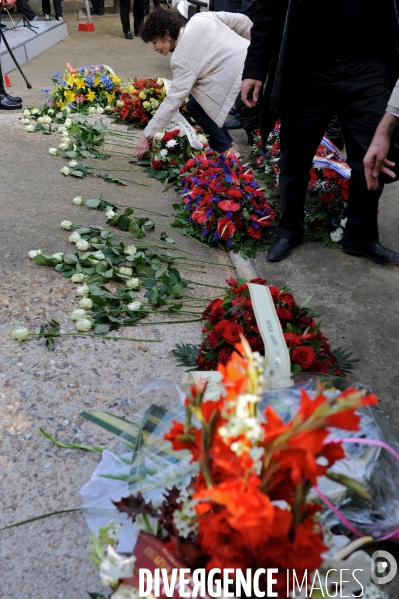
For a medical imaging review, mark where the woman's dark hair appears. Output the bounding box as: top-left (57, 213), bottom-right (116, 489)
top-left (140, 8), bottom-right (183, 43)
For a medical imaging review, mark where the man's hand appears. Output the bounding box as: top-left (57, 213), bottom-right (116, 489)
top-left (241, 79), bottom-right (262, 108)
top-left (135, 133), bottom-right (150, 159)
top-left (364, 112), bottom-right (399, 190)
top-left (0, 0), bottom-right (18, 9)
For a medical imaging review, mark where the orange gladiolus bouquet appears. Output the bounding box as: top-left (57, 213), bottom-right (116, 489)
top-left (162, 339), bottom-right (377, 594)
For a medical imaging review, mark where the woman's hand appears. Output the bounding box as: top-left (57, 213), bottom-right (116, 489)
top-left (136, 133), bottom-right (150, 159)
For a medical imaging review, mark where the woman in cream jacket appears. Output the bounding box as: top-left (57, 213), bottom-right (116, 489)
top-left (135, 7), bottom-right (252, 157)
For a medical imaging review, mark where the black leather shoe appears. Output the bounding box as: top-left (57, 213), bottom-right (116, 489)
top-left (225, 117), bottom-right (242, 130)
top-left (228, 107), bottom-right (236, 116)
top-left (2, 91), bottom-right (22, 103)
top-left (267, 238), bottom-right (301, 262)
top-left (342, 242), bottom-right (399, 265)
top-left (91, 8), bottom-right (99, 13)
top-left (125, 31), bottom-right (133, 39)
top-left (0, 94), bottom-right (22, 110)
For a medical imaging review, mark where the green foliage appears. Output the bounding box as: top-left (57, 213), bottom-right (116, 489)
top-left (170, 342), bottom-right (200, 369)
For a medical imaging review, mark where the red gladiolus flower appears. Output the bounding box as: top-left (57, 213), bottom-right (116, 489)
top-left (217, 217), bottom-right (236, 239)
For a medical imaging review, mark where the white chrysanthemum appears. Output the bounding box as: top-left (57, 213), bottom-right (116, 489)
top-left (330, 228), bottom-right (344, 243)
top-left (159, 148), bottom-right (168, 158)
top-left (166, 139), bottom-right (177, 149)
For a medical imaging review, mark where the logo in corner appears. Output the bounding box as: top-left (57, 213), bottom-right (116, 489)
top-left (371, 550), bottom-right (397, 585)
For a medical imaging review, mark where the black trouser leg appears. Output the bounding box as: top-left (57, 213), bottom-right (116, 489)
top-left (277, 56), bottom-right (391, 245)
top-left (119, 0), bottom-right (131, 33)
top-left (42, 0), bottom-right (51, 14)
top-left (133, 0), bottom-right (145, 35)
top-left (53, 0), bottom-right (63, 17)
top-left (338, 57), bottom-right (391, 247)
top-left (17, 0), bottom-right (37, 20)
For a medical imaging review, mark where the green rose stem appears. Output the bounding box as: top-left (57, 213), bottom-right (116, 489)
top-left (133, 318), bottom-right (201, 325)
top-left (26, 332), bottom-right (160, 342)
top-left (188, 281), bottom-right (226, 289)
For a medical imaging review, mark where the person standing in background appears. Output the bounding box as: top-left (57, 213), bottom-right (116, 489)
top-left (42, 0), bottom-right (63, 19)
top-left (0, 0), bottom-right (22, 109)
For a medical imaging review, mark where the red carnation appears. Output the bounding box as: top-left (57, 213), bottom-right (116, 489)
top-left (223, 322), bottom-right (244, 344)
top-left (151, 159), bottom-right (163, 169)
top-left (217, 217), bottom-right (236, 239)
top-left (324, 168), bottom-right (341, 179)
top-left (291, 346), bottom-right (315, 370)
top-left (276, 307), bottom-right (293, 323)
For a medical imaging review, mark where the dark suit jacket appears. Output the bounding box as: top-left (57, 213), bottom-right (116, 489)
top-left (243, 0), bottom-right (399, 144)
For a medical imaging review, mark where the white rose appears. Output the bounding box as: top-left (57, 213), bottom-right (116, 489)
top-left (166, 139), bottom-right (177, 148)
top-left (69, 160), bottom-right (78, 168)
top-left (11, 326), bottom-right (30, 342)
top-left (196, 134), bottom-right (208, 145)
top-left (48, 109), bottom-right (55, 116)
top-left (61, 220), bottom-right (73, 230)
top-left (71, 308), bottom-right (86, 321)
top-left (76, 284), bottom-right (90, 296)
top-left (71, 273), bottom-right (86, 283)
top-left (126, 300), bottom-right (142, 311)
top-left (64, 118), bottom-right (72, 128)
top-left (160, 148), bottom-right (168, 157)
top-left (49, 147), bottom-right (58, 156)
top-left (43, 116), bottom-right (52, 124)
top-left (65, 106), bottom-right (71, 114)
top-left (118, 267), bottom-right (133, 277)
top-left (22, 118), bottom-right (30, 125)
top-left (31, 108), bottom-right (40, 115)
top-left (37, 116), bottom-right (45, 124)
top-left (25, 125), bottom-right (35, 133)
top-left (79, 297), bottom-right (93, 309)
top-left (76, 239), bottom-right (89, 251)
top-left (111, 585), bottom-right (139, 599)
top-left (126, 278), bottom-right (140, 289)
top-left (23, 109), bottom-right (31, 117)
top-left (124, 245), bottom-right (137, 256)
top-left (28, 249), bottom-right (42, 259)
top-left (62, 130), bottom-right (70, 137)
top-left (105, 209), bottom-right (116, 219)
top-left (52, 253), bottom-right (64, 262)
top-left (60, 166), bottom-right (70, 176)
top-left (99, 546), bottom-right (136, 586)
top-left (58, 126), bottom-right (67, 133)
top-left (154, 131), bottom-right (165, 141)
top-left (59, 142), bottom-right (69, 151)
top-left (72, 195), bottom-right (83, 205)
top-left (69, 231), bottom-right (81, 243)
top-left (75, 318), bottom-right (92, 332)
top-left (96, 106), bottom-right (104, 115)
top-left (92, 250), bottom-right (105, 260)
top-left (156, 77), bottom-right (164, 85)
top-left (88, 106), bottom-right (97, 115)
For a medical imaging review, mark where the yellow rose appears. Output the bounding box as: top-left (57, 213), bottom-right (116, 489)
top-left (139, 91), bottom-right (147, 100)
top-left (142, 101), bottom-right (150, 109)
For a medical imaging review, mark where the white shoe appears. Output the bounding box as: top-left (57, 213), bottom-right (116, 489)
top-left (44, 13), bottom-right (51, 20)
top-left (56, 15), bottom-right (64, 20)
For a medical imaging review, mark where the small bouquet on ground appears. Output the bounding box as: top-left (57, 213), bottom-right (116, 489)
top-left (139, 127), bottom-right (209, 188)
top-left (251, 124), bottom-right (350, 247)
top-left (46, 63), bottom-right (121, 112)
top-left (91, 340), bottom-right (377, 599)
top-left (174, 277), bottom-right (352, 375)
top-left (173, 151), bottom-right (276, 257)
top-left (112, 78), bottom-right (168, 126)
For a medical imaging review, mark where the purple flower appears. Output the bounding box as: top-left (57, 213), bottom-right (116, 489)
top-left (206, 208), bottom-right (214, 218)
top-left (201, 230), bottom-right (209, 238)
top-left (213, 231), bottom-right (220, 241)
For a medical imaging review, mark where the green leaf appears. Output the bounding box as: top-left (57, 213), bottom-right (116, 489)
top-left (71, 170), bottom-right (84, 178)
top-left (116, 215), bottom-right (130, 231)
top-left (63, 253), bottom-right (79, 265)
top-left (86, 199), bottom-right (101, 208)
top-left (33, 255), bottom-right (55, 266)
top-left (170, 343), bottom-right (200, 369)
top-left (94, 324), bottom-right (111, 334)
